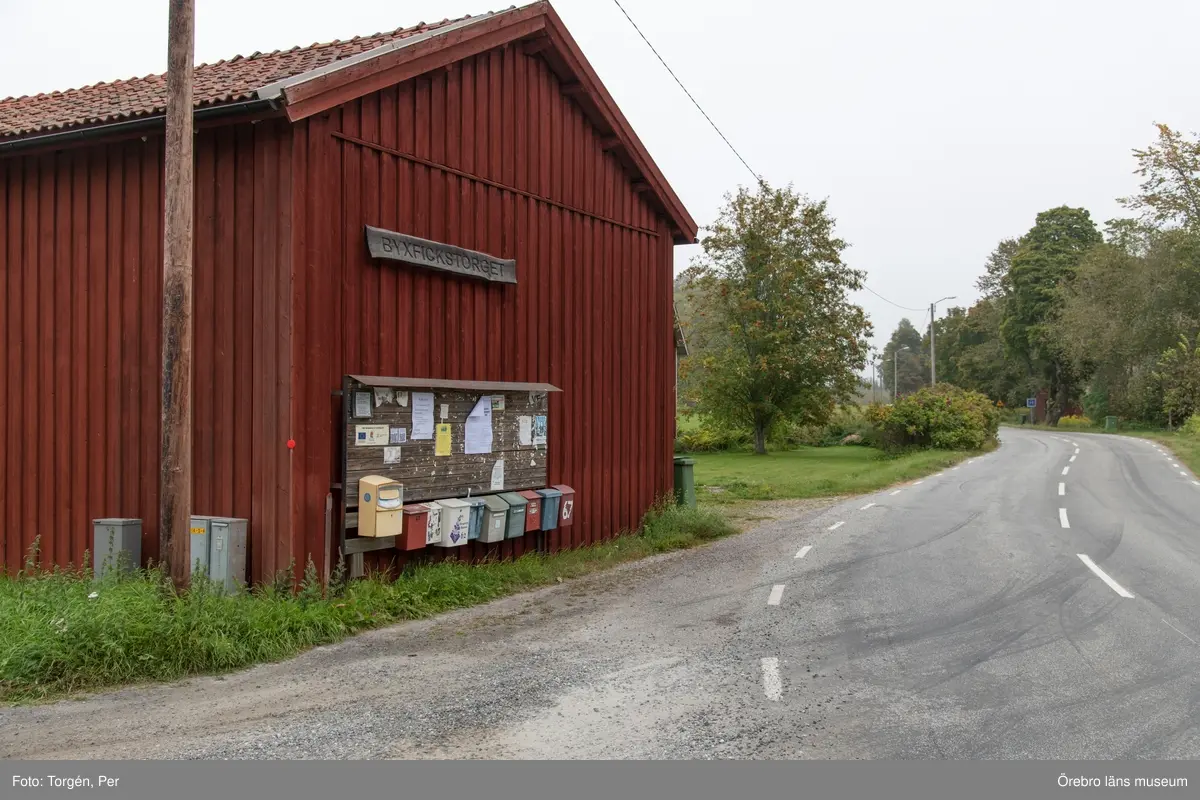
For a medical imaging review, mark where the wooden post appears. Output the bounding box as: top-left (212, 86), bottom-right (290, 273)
top-left (160, 0), bottom-right (195, 585)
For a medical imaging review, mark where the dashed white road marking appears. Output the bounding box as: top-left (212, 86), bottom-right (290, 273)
top-left (1059, 508), bottom-right (1070, 528)
top-left (1074, 448), bottom-right (1080, 454)
top-left (1069, 455), bottom-right (1077, 463)
top-left (767, 585), bottom-right (785, 606)
top-left (1062, 466), bottom-right (1070, 476)
top-left (794, 545), bottom-right (812, 559)
top-left (828, 521), bottom-right (844, 531)
top-left (1162, 620), bottom-right (1199, 646)
top-left (889, 490), bottom-right (902, 496)
top-left (1193, 481), bottom-right (1200, 487)
top-left (914, 480), bottom-right (924, 485)
top-left (1170, 462), bottom-right (1178, 468)
top-left (1077, 554), bottom-right (1134, 598)
top-left (859, 502), bottom-right (876, 511)
top-left (761, 657), bottom-right (782, 700)
top-left (1059, 483), bottom-right (1065, 496)
top-left (1181, 471), bottom-right (1189, 477)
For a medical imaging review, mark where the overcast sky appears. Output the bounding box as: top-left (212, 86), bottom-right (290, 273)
top-left (3, 0), bottom-right (1198, 357)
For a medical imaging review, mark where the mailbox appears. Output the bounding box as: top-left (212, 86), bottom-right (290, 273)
top-left (498, 492), bottom-right (528, 539)
top-left (465, 497), bottom-right (486, 541)
top-left (552, 485), bottom-right (576, 527)
top-left (358, 475), bottom-right (404, 538)
top-left (400, 505), bottom-right (431, 551)
top-left (434, 498), bottom-right (471, 547)
top-left (519, 490), bottom-right (542, 533)
top-left (536, 487), bottom-right (562, 531)
top-left (480, 495), bottom-right (510, 544)
top-left (420, 502), bottom-right (442, 546)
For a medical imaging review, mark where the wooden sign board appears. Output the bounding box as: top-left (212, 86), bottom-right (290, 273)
top-left (341, 377), bottom-right (557, 516)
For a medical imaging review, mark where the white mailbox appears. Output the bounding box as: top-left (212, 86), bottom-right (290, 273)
top-left (434, 498), bottom-right (471, 547)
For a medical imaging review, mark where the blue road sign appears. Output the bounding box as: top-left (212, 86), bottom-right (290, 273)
top-left (1026, 398), bottom-right (1037, 408)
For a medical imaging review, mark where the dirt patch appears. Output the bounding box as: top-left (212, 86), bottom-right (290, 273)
top-left (707, 497), bottom-right (841, 531)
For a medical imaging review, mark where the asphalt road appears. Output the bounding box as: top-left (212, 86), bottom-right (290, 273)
top-left (4, 427), bottom-right (1200, 759)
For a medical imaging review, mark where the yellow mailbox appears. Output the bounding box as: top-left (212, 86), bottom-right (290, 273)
top-left (358, 475), bottom-right (404, 538)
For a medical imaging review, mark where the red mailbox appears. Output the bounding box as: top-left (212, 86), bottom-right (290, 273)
top-left (399, 504), bottom-right (430, 551)
top-left (553, 485), bottom-right (575, 527)
top-left (519, 490), bottom-right (542, 533)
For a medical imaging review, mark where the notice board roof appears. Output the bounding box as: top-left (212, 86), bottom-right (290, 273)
top-left (347, 375), bottom-right (562, 393)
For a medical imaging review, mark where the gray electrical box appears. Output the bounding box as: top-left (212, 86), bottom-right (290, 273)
top-left (92, 518), bottom-right (142, 580)
top-left (189, 515), bottom-right (247, 593)
top-left (189, 515), bottom-right (216, 579)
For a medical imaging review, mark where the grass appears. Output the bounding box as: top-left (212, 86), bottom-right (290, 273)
top-left (0, 503), bottom-right (735, 704)
top-left (691, 445), bottom-right (979, 502)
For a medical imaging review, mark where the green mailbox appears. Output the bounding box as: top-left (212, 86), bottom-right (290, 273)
top-left (497, 491), bottom-right (528, 539)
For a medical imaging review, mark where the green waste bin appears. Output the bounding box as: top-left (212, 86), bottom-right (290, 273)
top-left (1105, 416), bottom-right (1118, 431)
top-left (674, 456), bottom-right (696, 509)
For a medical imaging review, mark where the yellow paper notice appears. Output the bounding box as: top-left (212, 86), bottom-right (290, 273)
top-left (435, 423), bottom-right (452, 456)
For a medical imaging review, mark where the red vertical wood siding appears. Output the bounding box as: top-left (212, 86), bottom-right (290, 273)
top-left (1, 44), bottom-right (681, 583)
top-left (0, 120), bottom-right (294, 582)
top-left (291, 46), bottom-right (677, 575)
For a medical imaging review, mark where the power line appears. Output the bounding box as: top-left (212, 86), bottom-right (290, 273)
top-left (861, 284), bottom-right (926, 313)
top-left (609, 0), bottom-right (760, 182)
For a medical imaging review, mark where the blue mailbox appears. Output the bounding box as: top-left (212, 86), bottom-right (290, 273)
top-left (536, 487), bottom-right (562, 531)
top-left (465, 497), bottom-right (486, 540)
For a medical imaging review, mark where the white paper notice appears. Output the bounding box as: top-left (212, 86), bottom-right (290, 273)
top-left (412, 392), bottom-right (435, 440)
top-left (374, 388), bottom-right (394, 407)
top-left (465, 396), bottom-right (494, 455)
top-left (518, 416), bottom-right (533, 446)
top-left (383, 446), bottom-right (401, 465)
top-left (389, 427), bottom-right (406, 444)
top-left (353, 392), bottom-right (372, 418)
top-left (490, 459), bottom-right (505, 490)
top-left (397, 391), bottom-right (409, 407)
top-left (440, 403), bottom-right (449, 421)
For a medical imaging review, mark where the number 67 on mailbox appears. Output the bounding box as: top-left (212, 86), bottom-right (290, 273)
top-left (552, 485), bottom-right (575, 528)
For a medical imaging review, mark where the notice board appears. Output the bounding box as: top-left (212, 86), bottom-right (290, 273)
top-left (340, 376), bottom-right (559, 517)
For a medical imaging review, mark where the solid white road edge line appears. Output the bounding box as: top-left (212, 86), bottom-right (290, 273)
top-left (1062, 466), bottom-right (1070, 475)
top-left (767, 585), bottom-right (785, 606)
top-left (761, 657), bottom-right (783, 701)
top-left (1059, 483), bottom-right (1065, 496)
top-left (828, 521), bottom-right (844, 531)
top-left (794, 545), bottom-right (812, 559)
top-left (860, 502), bottom-right (876, 510)
top-left (1059, 508), bottom-right (1070, 528)
top-left (1162, 620), bottom-right (1199, 646)
top-left (1077, 554), bottom-right (1135, 599)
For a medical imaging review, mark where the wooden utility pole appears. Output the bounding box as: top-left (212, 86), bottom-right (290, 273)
top-left (160, 0), bottom-right (195, 584)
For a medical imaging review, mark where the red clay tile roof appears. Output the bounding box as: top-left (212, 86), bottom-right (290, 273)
top-left (0, 13), bottom-right (487, 139)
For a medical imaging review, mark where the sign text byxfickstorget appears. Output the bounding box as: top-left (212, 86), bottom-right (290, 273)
top-left (365, 226), bottom-right (517, 284)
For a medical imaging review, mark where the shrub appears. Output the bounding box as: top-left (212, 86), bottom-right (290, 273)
top-left (867, 384), bottom-right (999, 451)
top-left (676, 417), bottom-right (751, 452)
top-left (1181, 415), bottom-right (1200, 436)
top-left (1057, 415), bottom-right (1094, 430)
top-left (770, 406), bottom-right (877, 449)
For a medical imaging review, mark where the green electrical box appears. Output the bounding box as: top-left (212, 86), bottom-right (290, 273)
top-left (674, 457), bottom-right (696, 509)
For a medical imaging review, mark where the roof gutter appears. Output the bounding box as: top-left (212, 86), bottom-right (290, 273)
top-left (0, 98), bottom-right (276, 155)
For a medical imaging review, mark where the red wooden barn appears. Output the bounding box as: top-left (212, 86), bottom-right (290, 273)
top-left (0, 2), bottom-right (697, 583)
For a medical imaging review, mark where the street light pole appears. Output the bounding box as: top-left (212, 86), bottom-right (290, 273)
top-left (929, 296), bottom-right (956, 386)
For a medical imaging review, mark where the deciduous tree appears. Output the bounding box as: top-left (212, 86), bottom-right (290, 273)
top-left (687, 182), bottom-right (872, 454)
